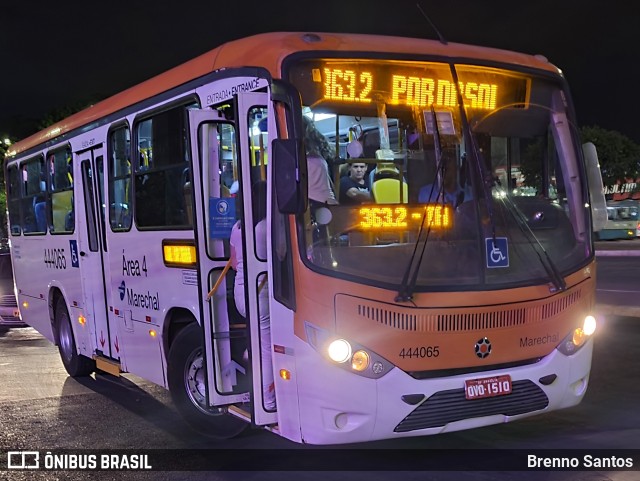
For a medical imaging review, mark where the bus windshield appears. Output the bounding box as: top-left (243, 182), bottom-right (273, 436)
top-left (287, 57), bottom-right (592, 292)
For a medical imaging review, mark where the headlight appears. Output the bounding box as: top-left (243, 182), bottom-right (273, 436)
top-left (557, 315), bottom-right (597, 356)
top-left (304, 321), bottom-right (394, 378)
top-left (327, 339), bottom-right (351, 363)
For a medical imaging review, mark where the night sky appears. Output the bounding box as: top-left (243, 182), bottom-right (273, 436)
top-left (1, 1), bottom-right (638, 142)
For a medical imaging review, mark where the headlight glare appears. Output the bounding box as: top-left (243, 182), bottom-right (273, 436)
top-left (327, 339), bottom-right (351, 363)
top-left (583, 315), bottom-right (596, 336)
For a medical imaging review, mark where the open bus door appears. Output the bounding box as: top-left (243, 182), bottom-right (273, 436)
top-left (189, 91), bottom-right (276, 427)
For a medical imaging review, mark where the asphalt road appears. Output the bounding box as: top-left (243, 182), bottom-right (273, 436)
top-left (0, 241), bottom-right (639, 480)
top-left (1, 313), bottom-right (639, 481)
top-left (595, 239), bottom-right (640, 317)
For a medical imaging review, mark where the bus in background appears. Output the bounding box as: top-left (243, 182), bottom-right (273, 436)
top-left (595, 200), bottom-right (638, 240)
top-left (0, 252), bottom-right (23, 328)
top-left (616, 199), bottom-right (640, 238)
top-left (3, 32), bottom-right (606, 444)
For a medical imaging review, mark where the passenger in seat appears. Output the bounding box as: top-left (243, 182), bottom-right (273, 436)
top-left (339, 163), bottom-right (371, 204)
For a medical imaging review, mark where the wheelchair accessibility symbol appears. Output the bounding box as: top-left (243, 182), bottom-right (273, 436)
top-left (485, 237), bottom-right (509, 268)
top-left (69, 239), bottom-right (80, 268)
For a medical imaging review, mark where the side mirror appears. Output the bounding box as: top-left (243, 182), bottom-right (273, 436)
top-left (271, 80), bottom-right (308, 215)
top-left (582, 142), bottom-right (607, 232)
top-left (273, 138), bottom-right (307, 214)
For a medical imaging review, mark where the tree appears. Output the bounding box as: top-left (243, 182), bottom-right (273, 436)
top-left (0, 136), bottom-right (12, 239)
top-left (0, 97), bottom-right (102, 239)
top-left (580, 126), bottom-right (640, 187)
top-left (36, 97), bottom-right (101, 131)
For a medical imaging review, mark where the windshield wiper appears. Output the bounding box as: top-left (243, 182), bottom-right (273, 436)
top-left (448, 65), bottom-right (498, 241)
top-left (396, 64), bottom-right (565, 300)
top-left (497, 193), bottom-right (566, 292)
top-left (450, 63), bottom-right (564, 292)
top-left (395, 107), bottom-right (444, 303)
top-left (396, 63), bottom-right (490, 303)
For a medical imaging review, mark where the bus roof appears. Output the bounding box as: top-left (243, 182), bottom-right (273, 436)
top-left (5, 31), bottom-right (559, 159)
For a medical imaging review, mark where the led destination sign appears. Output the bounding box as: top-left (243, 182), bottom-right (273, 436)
top-left (323, 68), bottom-right (497, 110)
top-left (290, 60), bottom-right (529, 111)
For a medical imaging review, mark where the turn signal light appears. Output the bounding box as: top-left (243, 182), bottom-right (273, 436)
top-left (163, 242), bottom-right (197, 266)
top-left (351, 350), bottom-right (370, 371)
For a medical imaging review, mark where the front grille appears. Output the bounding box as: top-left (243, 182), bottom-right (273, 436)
top-left (356, 288), bottom-right (582, 332)
top-left (394, 380), bottom-right (549, 432)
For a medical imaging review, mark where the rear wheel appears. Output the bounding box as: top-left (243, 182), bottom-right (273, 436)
top-left (55, 297), bottom-right (95, 377)
top-left (167, 322), bottom-right (247, 439)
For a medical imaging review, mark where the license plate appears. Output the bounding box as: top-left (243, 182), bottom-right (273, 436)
top-left (464, 374), bottom-right (512, 400)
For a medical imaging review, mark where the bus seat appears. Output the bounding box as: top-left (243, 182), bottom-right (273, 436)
top-left (369, 163), bottom-right (404, 194)
top-left (372, 178), bottom-right (408, 204)
top-left (372, 163), bottom-right (399, 181)
top-left (52, 191), bottom-right (73, 232)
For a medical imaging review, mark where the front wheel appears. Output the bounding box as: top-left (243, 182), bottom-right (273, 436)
top-left (54, 297), bottom-right (95, 377)
top-left (167, 322), bottom-right (247, 439)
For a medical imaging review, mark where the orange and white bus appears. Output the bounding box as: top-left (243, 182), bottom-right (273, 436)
top-left (3, 32), bottom-right (607, 444)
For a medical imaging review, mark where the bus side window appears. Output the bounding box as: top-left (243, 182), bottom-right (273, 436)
top-left (134, 105), bottom-right (193, 229)
top-left (7, 164), bottom-right (22, 235)
top-left (49, 148), bottom-right (74, 234)
top-left (21, 157), bottom-right (47, 235)
top-left (108, 125), bottom-right (132, 231)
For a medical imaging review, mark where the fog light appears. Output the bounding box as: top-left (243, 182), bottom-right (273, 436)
top-left (328, 339), bottom-right (351, 363)
top-left (351, 350), bottom-right (370, 371)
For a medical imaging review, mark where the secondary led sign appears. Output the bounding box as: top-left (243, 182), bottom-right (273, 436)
top-left (358, 205), bottom-right (452, 230)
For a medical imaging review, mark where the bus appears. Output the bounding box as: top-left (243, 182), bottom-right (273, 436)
top-left (3, 32), bottom-right (607, 444)
top-left (596, 200), bottom-right (638, 240)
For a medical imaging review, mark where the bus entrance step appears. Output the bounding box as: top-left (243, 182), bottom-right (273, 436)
top-left (94, 356), bottom-right (121, 376)
top-left (227, 405), bottom-right (251, 422)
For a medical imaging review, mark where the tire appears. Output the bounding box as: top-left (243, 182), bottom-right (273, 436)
top-left (167, 322), bottom-right (247, 439)
top-left (55, 297), bottom-right (95, 377)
